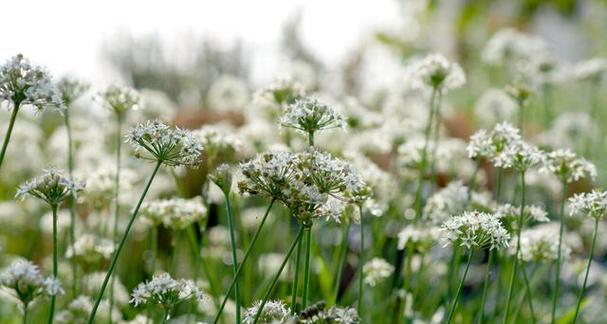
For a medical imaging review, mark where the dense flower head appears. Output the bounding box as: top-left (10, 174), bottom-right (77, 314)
top-left (192, 125), bottom-right (241, 162)
top-left (298, 302), bottom-right (360, 324)
top-left (57, 76), bottom-right (89, 107)
top-left (397, 225), bottom-right (441, 252)
top-left (492, 140), bottom-right (543, 171)
top-left (130, 273), bottom-right (204, 308)
top-left (255, 77), bottom-right (305, 106)
top-left (568, 190), bottom-right (607, 220)
top-left (482, 28), bottom-right (547, 66)
top-left (238, 151), bottom-right (301, 202)
top-left (406, 54), bottom-right (466, 92)
top-left (0, 54), bottom-right (63, 111)
top-left (55, 295), bottom-right (118, 324)
top-left (243, 300), bottom-right (290, 324)
top-left (206, 75), bottom-right (250, 110)
top-left (125, 120), bottom-right (202, 166)
top-left (467, 122), bottom-right (521, 161)
top-left (541, 149), bottom-right (596, 183)
top-left (573, 57), bottom-right (607, 82)
top-left (0, 260), bottom-right (62, 305)
top-left (363, 257), bottom-right (395, 287)
top-left (423, 181), bottom-right (493, 224)
top-left (494, 204), bottom-right (549, 230)
top-left (209, 163), bottom-right (234, 194)
top-left (16, 168), bottom-right (84, 205)
top-left (440, 211), bottom-right (510, 250)
top-left (65, 234), bottom-right (114, 267)
top-left (140, 197), bottom-right (207, 230)
top-left (99, 84), bottom-right (140, 115)
top-left (280, 97), bottom-right (347, 136)
top-left (515, 224), bottom-right (569, 263)
top-left (474, 89), bottom-right (517, 126)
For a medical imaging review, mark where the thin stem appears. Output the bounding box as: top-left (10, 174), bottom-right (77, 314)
top-left (413, 88), bottom-right (437, 221)
top-left (109, 113), bottom-right (122, 323)
top-left (503, 171), bottom-right (526, 324)
top-left (331, 222), bottom-right (351, 305)
top-left (48, 204), bottom-right (59, 324)
top-left (291, 233), bottom-right (303, 314)
top-left (252, 226), bottom-right (305, 324)
top-left (147, 225), bottom-right (158, 324)
top-left (572, 218), bottom-right (600, 324)
top-left (429, 89), bottom-right (443, 194)
top-left (522, 265), bottom-right (536, 323)
top-left (23, 304), bottom-right (28, 324)
top-left (213, 199), bottom-right (276, 323)
top-left (495, 169), bottom-right (503, 203)
top-left (477, 249), bottom-right (494, 324)
top-left (161, 307), bottom-right (170, 324)
top-left (224, 193), bottom-right (241, 324)
top-left (301, 224), bottom-right (313, 310)
top-left (446, 250), bottom-right (473, 324)
top-left (308, 132), bottom-right (315, 147)
top-left (64, 111), bottom-right (78, 298)
top-left (357, 205), bottom-right (365, 315)
top-left (0, 104), bottom-right (20, 171)
top-left (551, 181), bottom-right (567, 324)
top-left (88, 161), bottom-right (162, 324)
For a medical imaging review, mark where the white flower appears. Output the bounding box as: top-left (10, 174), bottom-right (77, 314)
top-left (125, 120), bottom-right (202, 166)
top-left (440, 211), bottom-right (510, 250)
top-left (466, 122), bottom-right (522, 161)
top-left (474, 89), bottom-right (517, 126)
top-left (494, 203), bottom-right (550, 230)
top-left (405, 54), bottom-right (466, 92)
top-left (243, 300), bottom-right (290, 324)
top-left (206, 75), bottom-right (249, 111)
top-left (492, 140), bottom-right (543, 171)
top-left (568, 190), bottom-right (607, 220)
top-left (57, 76), bottom-right (89, 107)
top-left (573, 57), bottom-right (607, 82)
top-left (192, 125), bottom-right (242, 161)
top-left (98, 84), bottom-right (140, 115)
top-left (0, 260), bottom-right (62, 305)
top-left (254, 77), bottom-right (305, 106)
top-left (423, 181), bottom-right (493, 224)
top-left (140, 197), bottom-right (207, 230)
top-left (0, 54), bottom-right (63, 111)
top-left (363, 258), bottom-right (395, 287)
top-left (397, 225), bottom-right (441, 252)
top-left (130, 273), bottom-right (204, 308)
top-left (65, 234), bottom-right (115, 266)
top-left (482, 28), bottom-right (547, 67)
top-left (16, 168), bottom-right (85, 205)
top-left (280, 97), bottom-right (347, 135)
top-left (541, 149), bottom-right (596, 183)
top-left (515, 224), bottom-right (569, 263)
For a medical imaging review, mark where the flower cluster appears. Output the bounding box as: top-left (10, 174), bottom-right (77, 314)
top-left (255, 77), bottom-right (305, 106)
top-left (280, 97), bottom-right (346, 136)
top-left (192, 125), bottom-right (242, 163)
top-left (56, 295), bottom-right (117, 324)
top-left (362, 257), bottom-right (395, 287)
top-left (0, 260), bottom-right (62, 306)
top-left (515, 224), bottom-right (569, 263)
top-left (492, 140), bottom-right (543, 171)
top-left (573, 57), bottom-right (607, 82)
top-left (440, 211), bottom-right (510, 250)
top-left (297, 302), bottom-right (360, 324)
top-left (125, 120), bottom-right (202, 166)
top-left (568, 190), bottom-right (607, 220)
top-left (130, 273), bottom-right (205, 308)
top-left (494, 204), bottom-right (549, 230)
top-left (65, 234), bottom-right (115, 268)
top-left (423, 181), bottom-right (492, 224)
top-left (482, 28), bottom-right (547, 67)
top-left (243, 300), bottom-right (290, 324)
top-left (406, 54), bottom-right (466, 92)
top-left (57, 76), bottom-right (89, 107)
top-left (99, 84), bottom-right (140, 116)
top-left (467, 122), bottom-right (522, 161)
top-left (16, 168), bottom-right (84, 206)
top-left (140, 197), bottom-right (207, 230)
top-left (0, 54), bottom-right (62, 111)
top-left (541, 149), bottom-right (596, 184)
top-left (397, 225), bottom-right (441, 252)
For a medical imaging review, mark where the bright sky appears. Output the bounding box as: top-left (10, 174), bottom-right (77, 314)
top-left (0, 0), bottom-right (398, 84)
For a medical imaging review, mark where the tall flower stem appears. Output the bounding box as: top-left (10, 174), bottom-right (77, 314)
top-left (88, 161), bottom-right (162, 324)
top-left (48, 204), bottom-right (59, 324)
top-left (109, 114), bottom-right (123, 321)
top-left (413, 88), bottom-right (438, 221)
top-left (224, 192), bottom-right (241, 324)
top-left (542, 84), bottom-right (552, 129)
top-left (477, 249), bottom-right (494, 324)
top-left (572, 217), bottom-right (600, 324)
top-left (551, 181), bottom-right (567, 324)
top-left (331, 222), bottom-right (351, 305)
top-left (252, 226), bottom-right (304, 324)
top-left (446, 250), bottom-right (473, 324)
top-left (503, 171), bottom-right (526, 324)
top-left (290, 233), bottom-right (303, 314)
top-left (0, 104), bottom-right (20, 171)
top-left (23, 304), bottom-right (28, 324)
top-left (63, 111), bottom-right (78, 297)
top-left (521, 266), bottom-right (536, 323)
top-left (357, 205), bottom-right (365, 315)
top-left (213, 199), bottom-right (275, 323)
top-left (161, 308), bottom-right (170, 324)
top-left (301, 223), bottom-right (313, 310)
top-left (429, 89), bottom-right (443, 194)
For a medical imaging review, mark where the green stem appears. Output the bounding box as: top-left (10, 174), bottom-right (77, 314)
top-left (23, 304), bottom-right (28, 324)
top-left (252, 226), bottom-right (304, 324)
top-left (161, 307), bottom-right (170, 324)
top-left (357, 205), bottom-right (365, 315)
top-left (48, 204), bottom-right (59, 324)
top-left (331, 222), bottom-right (351, 305)
top-left (302, 224), bottom-right (313, 310)
top-left (0, 104), bottom-right (19, 171)
top-left (291, 234), bottom-right (303, 314)
top-left (446, 250), bottom-right (473, 324)
top-left (429, 89), bottom-right (443, 194)
top-left (64, 111), bottom-right (78, 298)
top-left (572, 218), bottom-right (600, 324)
top-left (503, 171), bottom-right (525, 324)
top-left (551, 181), bottom-right (567, 324)
top-left (495, 169), bottom-right (503, 203)
top-left (88, 161), bottom-right (162, 324)
top-left (308, 132), bottom-right (315, 147)
top-left (109, 113), bottom-right (122, 324)
top-left (413, 88), bottom-right (437, 221)
top-left (477, 249), bottom-right (494, 324)
top-left (213, 199), bottom-right (275, 323)
top-left (522, 266), bottom-right (536, 323)
top-left (224, 193), bottom-right (241, 324)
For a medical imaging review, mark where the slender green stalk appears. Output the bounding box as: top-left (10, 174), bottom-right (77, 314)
top-left (551, 182), bottom-right (567, 324)
top-left (23, 304), bottom-right (28, 324)
top-left (213, 199), bottom-right (275, 323)
top-left (252, 226), bottom-right (305, 324)
top-left (147, 225), bottom-right (158, 324)
top-left (291, 234), bottom-right (303, 314)
top-left (301, 224), bottom-right (313, 310)
top-left (572, 218), bottom-right (600, 324)
top-left (477, 249), bottom-right (494, 324)
top-left (48, 204), bottom-right (59, 324)
top-left (308, 132), bottom-right (315, 147)
top-left (161, 308), bottom-right (170, 324)
top-left (0, 104), bottom-right (20, 171)
top-left (88, 161), bottom-right (162, 324)
top-left (446, 250), bottom-right (473, 324)
top-left (495, 169), bottom-right (503, 203)
top-left (357, 205), bottom-right (365, 315)
top-left (63, 111), bottom-right (78, 298)
top-left (542, 84), bottom-right (552, 129)
top-left (429, 90), bottom-right (443, 194)
top-left (413, 88), bottom-right (438, 221)
top-left (331, 222), bottom-right (351, 305)
top-left (109, 113), bottom-right (123, 323)
top-left (224, 193), bottom-right (241, 324)
top-left (521, 266), bottom-right (536, 323)
top-left (513, 264), bottom-right (540, 323)
top-left (503, 171), bottom-right (526, 324)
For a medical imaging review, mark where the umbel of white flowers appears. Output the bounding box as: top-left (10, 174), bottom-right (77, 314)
top-left (57, 76), bottom-right (89, 108)
top-left (130, 273), bottom-right (205, 309)
top-left (99, 84), bottom-right (140, 116)
top-left (16, 168), bottom-right (84, 206)
top-left (0, 260), bottom-right (63, 307)
top-left (139, 197), bottom-right (207, 230)
top-left (440, 211), bottom-right (510, 250)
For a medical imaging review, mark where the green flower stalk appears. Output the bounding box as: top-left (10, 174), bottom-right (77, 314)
top-left (87, 120), bottom-right (201, 323)
top-left (17, 168), bottom-right (83, 323)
